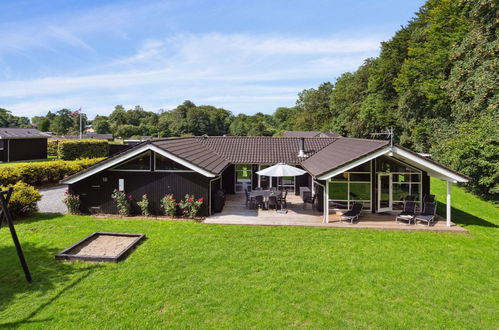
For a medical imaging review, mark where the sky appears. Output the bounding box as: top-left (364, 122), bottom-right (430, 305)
top-left (0, 0), bottom-right (425, 119)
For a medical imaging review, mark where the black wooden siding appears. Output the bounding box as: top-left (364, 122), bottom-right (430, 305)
top-left (221, 164), bottom-right (235, 194)
top-left (3, 138), bottom-right (47, 162)
top-left (69, 170), bottom-right (211, 216)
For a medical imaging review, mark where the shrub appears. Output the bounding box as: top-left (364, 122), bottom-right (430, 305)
top-left (0, 182), bottom-right (41, 218)
top-left (178, 194), bottom-right (204, 218)
top-left (111, 189), bottom-right (132, 216)
top-left (58, 139), bottom-right (109, 160)
top-left (63, 190), bottom-right (81, 214)
top-left (0, 158), bottom-right (104, 186)
top-left (137, 194), bottom-right (150, 216)
top-left (47, 140), bottom-right (60, 157)
top-left (161, 194), bottom-right (177, 217)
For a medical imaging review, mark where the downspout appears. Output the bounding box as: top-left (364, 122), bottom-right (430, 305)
top-left (313, 179), bottom-right (328, 224)
top-left (208, 176), bottom-right (221, 216)
top-left (7, 139), bottom-right (10, 163)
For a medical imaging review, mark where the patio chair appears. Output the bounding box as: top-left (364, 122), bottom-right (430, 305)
top-left (423, 194), bottom-right (435, 203)
top-left (339, 203), bottom-right (363, 224)
top-left (254, 195), bottom-right (265, 209)
top-left (277, 190), bottom-right (288, 209)
top-left (414, 202), bottom-right (437, 226)
top-left (302, 191), bottom-right (316, 210)
top-left (245, 189), bottom-right (254, 208)
top-left (395, 200), bottom-right (417, 224)
top-left (268, 195), bottom-right (279, 211)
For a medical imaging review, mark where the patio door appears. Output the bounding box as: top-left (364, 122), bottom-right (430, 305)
top-left (378, 174), bottom-right (392, 212)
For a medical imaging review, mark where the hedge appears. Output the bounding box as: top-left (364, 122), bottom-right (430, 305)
top-left (58, 140), bottom-right (109, 160)
top-left (48, 140), bottom-right (59, 156)
top-left (0, 182), bottom-right (42, 217)
top-left (0, 158), bottom-right (104, 186)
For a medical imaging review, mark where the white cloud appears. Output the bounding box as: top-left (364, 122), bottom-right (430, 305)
top-left (1, 32), bottom-right (384, 117)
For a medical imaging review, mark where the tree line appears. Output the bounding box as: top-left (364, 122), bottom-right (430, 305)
top-left (2, 0), bottom-right (497, 199)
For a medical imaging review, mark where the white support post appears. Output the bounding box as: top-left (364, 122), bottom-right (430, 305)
top-left (324, 180), bottom-right (329, 224)
top-left (446, 181), bottom-right (451, 227)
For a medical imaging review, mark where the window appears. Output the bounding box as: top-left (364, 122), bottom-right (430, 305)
top-left (235, 164), bottom-right (252, 192)
top-left (155, 153), bottom-right (192, 171)
top-left (376, 156), bottom-right (418, 173)
top-left (329, 161), bottom-right (371, 210)
top-left (112, 151), bottom-right (151, 171)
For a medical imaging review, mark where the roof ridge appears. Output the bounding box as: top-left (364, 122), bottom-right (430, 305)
top-left (337, 136), bottom-right (389, 143)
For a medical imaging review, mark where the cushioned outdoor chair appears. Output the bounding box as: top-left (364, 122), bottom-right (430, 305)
top-left (267, 195), bottom-right (279, 211)
top-left (339, 203), bottom-right (363, 224)
top-left (415, 202), bottom-right (437, 226)
top-left (423, 194), bottom-right (436, 203)
top-left (245, 189), bottom-right (254, 208)
top-left (302, 191), bottom-right (316, 210)
top-left (277, 190), bottom-right (288, 209)
top-left (254, 195), bottom-right (265, 210)
top-left (395, 200), bottom-right (417, 224)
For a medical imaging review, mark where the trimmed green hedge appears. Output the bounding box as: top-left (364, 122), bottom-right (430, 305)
top-left (0, 158), bottom-right (104, 186)
top-left (47, 140), bottom-right (59, 157)
top-left (0, 182), bottom-right (42, 217)
top-left (58, 140), bottom-right (109, 160)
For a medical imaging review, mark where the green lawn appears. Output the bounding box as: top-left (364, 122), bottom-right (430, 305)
top-left (0, 180), bottom-right (497, 328)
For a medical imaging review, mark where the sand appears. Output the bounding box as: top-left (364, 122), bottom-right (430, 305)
top-left (69, 235), bottom-right (138, 257)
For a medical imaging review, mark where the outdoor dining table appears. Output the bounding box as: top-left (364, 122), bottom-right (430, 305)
top-left (249, 190), bottom-right (283, 210)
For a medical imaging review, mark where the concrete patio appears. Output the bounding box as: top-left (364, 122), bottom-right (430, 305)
top-left (205, 193), bottom-right (467, 233)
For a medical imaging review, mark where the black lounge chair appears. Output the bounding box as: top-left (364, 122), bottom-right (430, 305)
top-left (395, 200), bottom-right (417, 224)
top-left (423, 194), bottom-right (436, 203)
top-left (339, 203), bottom-right (363, 224)
top-left (415, 202), bottom-right (437, 226)
top-left (254, 195), bottom-right (265, 209)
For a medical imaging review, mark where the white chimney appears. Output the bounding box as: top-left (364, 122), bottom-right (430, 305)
top-left (298, 138), bottom-right (307, 158)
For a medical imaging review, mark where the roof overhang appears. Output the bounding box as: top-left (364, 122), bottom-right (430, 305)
top-left (317, 146), bottom-right (469, 183)
top-left (61, 144), bottom-right (217, 184)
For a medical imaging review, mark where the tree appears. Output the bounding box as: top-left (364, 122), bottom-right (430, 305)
top-left (49, 109), bottom-right (73, 135)
top-left (94, 120), bottom-right (111, 134)
top-left (293, 82), bottom-right (334, 131)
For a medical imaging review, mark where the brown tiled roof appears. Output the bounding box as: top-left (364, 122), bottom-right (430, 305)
top-left (195, 136), bottom-right (335, 165)
top-left (301, 138), bottom-right (389, 177)
top-left (0, 128), bottom-right (50, 139)
top-left (282, 131), bottom-right (342, 138)
top-left (152, 138), bottom-right (229, 174)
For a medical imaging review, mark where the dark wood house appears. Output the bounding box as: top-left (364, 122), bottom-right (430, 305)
top-left (62, 136), bottom-right (469, 224)
top-left (0, 128), bottom-right (49, 162)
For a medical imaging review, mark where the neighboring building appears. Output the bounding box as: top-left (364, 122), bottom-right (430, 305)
top-left (282, 131), bottom-right (342, 138)
top-left (0, 128), bottom-right (50, 162)
top-left (62, 136), bottom-right (469, 224)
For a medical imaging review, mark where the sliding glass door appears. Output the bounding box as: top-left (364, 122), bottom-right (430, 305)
top-left (378, 174), bottom-right (391, 212)
top-left (235, 164), bottom-right (252, 193)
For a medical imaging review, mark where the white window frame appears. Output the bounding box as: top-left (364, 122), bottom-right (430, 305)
top-left (328, 161), bottom-right (372, 210)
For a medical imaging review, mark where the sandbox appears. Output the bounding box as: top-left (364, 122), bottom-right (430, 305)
top-left (55, 232), bottom-right (145, 262)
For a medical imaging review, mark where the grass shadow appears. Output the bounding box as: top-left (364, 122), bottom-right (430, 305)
top-left (437, 204), bottom-right (498, 228)
top-left (0, 241), bottom-right (100, 327)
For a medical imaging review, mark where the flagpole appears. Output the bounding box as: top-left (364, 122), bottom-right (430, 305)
top-left (79, 111), bottom-right (82, 139)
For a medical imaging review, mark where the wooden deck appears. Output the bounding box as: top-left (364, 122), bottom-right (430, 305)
top-left (205, 194), bottom-right (467, 233)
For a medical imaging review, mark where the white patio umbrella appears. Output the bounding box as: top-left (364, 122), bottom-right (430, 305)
top-left (256, 163), bottom-right (307, 213)
top-left (256, 163), bottom-right (307, 177)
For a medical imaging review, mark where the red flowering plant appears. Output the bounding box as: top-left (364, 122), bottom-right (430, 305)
top-left (178, 194), bottom-right (204, 218)
top-left (62, 189), bottom-right (80, 214)
top-left (160, 193), bottom-right (177, 217)
top-left (137, 193), bottom-right (150, 217)
top-left (111, 189), bottom-right (131, 216)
